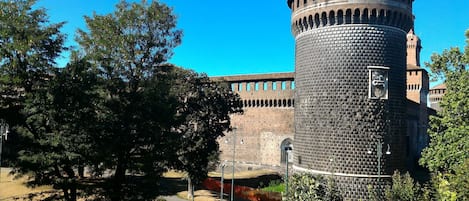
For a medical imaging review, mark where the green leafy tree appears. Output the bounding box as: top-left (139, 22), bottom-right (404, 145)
top-left (447, 159), bottom-right (469, 201)
top-left (76, 1), bottom-right (182, 200)
top-left (0, 0), bottom-right (66, 126)
top-left (165, 67), bottom-right (242, 197)
top-left (0, 1), bottom-right (103, 200)
top-left (420, 30), bottom-right (469, 173)
top-left (420, 29), bottom-right (469, 200)
top-left (12, 59), bottom-right (100, 201)
top-left (76, 1), bottom-right (241, 200)
top-left (384, 171), bottom-right (423, 201)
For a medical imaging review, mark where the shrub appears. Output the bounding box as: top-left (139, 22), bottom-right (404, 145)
top-left (384, 171), bottom-right (423, 201)
top-left (284, 173), bottom-right (343, 201)
top-left (261, 180), bottom-right (285, 193)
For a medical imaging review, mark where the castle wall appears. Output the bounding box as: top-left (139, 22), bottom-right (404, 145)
top-left (215, 73), bottom-right (295, 168)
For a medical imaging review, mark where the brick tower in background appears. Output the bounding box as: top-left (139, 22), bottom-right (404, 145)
top-left (287, 0), bottom-right (414, 199)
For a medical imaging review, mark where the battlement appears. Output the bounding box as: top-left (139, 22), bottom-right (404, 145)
top-left (288, 0), bottom-right (413, 10)
top-left (287, 0), bottom-right (414, 36)
top-left (212, 73), bottom-right (295, 108)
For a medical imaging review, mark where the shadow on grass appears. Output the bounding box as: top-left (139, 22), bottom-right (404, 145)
top-left (212, 174), bottom-right (282, 189)
top-left (159, 177), bottom-right (188, 196)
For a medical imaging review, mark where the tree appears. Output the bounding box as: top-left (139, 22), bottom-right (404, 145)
top-left (164, 67), bottom-right (242, 198)
top-left (420, 29), bottom-right (469, 200)
top-left (76, 1), bottom-right (183, 200)
top-left (448, 159), bottom-right (469, 201)
top-left (420, 30), bottom-right (469, 172)
top-left (12, 59), bottom-right (100, 201)
top-left (0, 1), bottom-right (106, 200)
top-left (76, 1), bottom-right (241, 200)
top-left (384, 171), bottom-right (423, 201)
top-left (0, 0), bottom-right (66, 127)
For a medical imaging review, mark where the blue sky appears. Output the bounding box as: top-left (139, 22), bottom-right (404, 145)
top-left (37, 0), bottom-right (468, 85)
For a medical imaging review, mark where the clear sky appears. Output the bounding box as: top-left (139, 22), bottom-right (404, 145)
top-left (36, 0), bottom-right (469, 85)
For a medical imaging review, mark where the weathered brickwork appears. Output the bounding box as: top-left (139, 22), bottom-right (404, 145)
top-left (214, 73), bottom-right (295, 168)
top-left (288, 0), bottom-right (413, 199)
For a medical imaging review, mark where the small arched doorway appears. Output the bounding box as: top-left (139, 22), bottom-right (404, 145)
top-left (280, 138), bottom-right (293, 164)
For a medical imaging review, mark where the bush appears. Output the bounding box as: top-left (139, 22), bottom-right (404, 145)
top-left (384, 171), bottom-right (423, 201)
top-left (284, 173), bottom-right (343, 201)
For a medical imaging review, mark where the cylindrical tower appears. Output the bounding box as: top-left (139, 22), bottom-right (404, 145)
top-left (287, 0), bottom-right (413, 199)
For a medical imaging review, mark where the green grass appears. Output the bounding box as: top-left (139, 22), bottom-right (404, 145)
top-left (261, 180), bottom-right (285, 193)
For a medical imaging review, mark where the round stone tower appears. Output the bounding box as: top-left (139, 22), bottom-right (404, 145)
top-left (287, 0), bottom-right (414, 199)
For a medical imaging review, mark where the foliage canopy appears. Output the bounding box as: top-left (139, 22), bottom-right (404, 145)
top-left (420, 29), bottom-right (469, 200)
top-left (1, 0), bottom-right (242, 200)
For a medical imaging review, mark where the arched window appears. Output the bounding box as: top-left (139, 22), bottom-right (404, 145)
top-left (370, 9), bottom-right (377, 24)
top-left (321, 12), bottom-right (327, 26)
top-left (337, 10), bottom-right (344, 25)
top-left (303, 17), bottom-right (308, 30)
top-left (314, 13), bottom-right (320, 28)
top-left (281, 138), bottom-right (293, 164)
top-left (329, 11), bottom-right (336, 25)
top-left (362, 8), bottom-right (369, 23)
top-left (378, 9), bottom-right (385, 24)
top-left (353, 9), bottom-right (360, 24)
top-left (308, 15), bottom-right (314, 29)
top-left (299, 18), bottom-right (303, 32)
top-left (345, 9), bottom-right (352, 24)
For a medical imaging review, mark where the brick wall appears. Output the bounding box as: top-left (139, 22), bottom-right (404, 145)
top-left (214, 73), bottom-right (295, 168)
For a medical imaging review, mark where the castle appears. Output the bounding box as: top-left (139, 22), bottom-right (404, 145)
top-left (215, 0), bottom-right (441, 199)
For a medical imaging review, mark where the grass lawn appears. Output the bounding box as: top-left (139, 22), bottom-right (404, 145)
top-left (261, 181), bottom-right (285, 193)
top-left (1, 168), bottom-right (279, 201)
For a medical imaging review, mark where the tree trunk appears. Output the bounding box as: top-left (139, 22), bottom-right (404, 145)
top-left (70, 185), bottom-right (77, 201)
top-left (63, 188), bottom-right (70, 201)
top-left (111, 158), bottom-right (126, 201)
top-left (63, 165), bottom-right (78, 201)
top-left (78, 164), bottom-right (84, 178)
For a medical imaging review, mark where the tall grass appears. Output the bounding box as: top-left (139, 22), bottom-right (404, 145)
top-left (261, 180), bottom-right (285, 193)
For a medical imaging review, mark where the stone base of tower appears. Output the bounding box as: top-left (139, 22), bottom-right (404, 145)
top-left (293, 165), bottom-right (392, 200)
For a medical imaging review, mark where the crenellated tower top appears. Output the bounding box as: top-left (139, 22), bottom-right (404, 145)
top-left (287, 0), bottom-right (414, 37)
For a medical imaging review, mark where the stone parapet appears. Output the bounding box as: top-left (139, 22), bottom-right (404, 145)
top-left (287, 0), bottom-right (414, 37)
